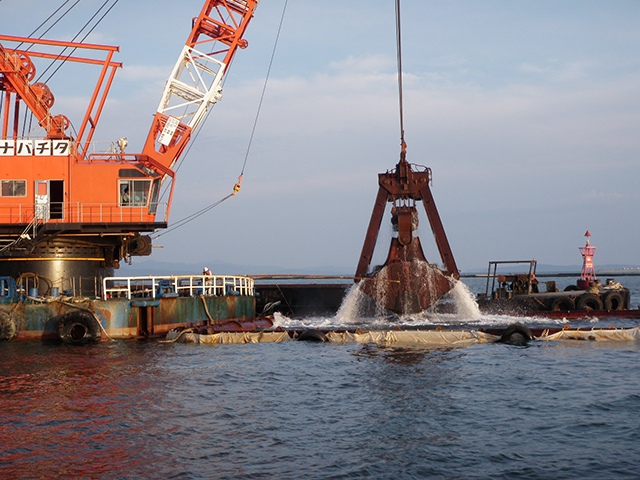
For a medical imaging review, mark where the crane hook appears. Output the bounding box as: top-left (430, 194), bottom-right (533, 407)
top-left (233, 175), bottom-right (243, 196)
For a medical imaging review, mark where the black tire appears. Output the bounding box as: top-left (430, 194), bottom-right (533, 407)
top-left (0, 311), bottom-right (17, 341)
top-left (564, 285), bottom-right (579, 292)
top-left (57, 311), bottom-right (102, 345)
top-left (499, 323), bottom-right (533, 344)
top-left (547, 296), bottom-right (576, 312)
top-left (603, 291), bottom-right (625, 311)
top-left (575, 293), bottom-right (604, 311)
top-left (297, 329), bottom-right (328, 342)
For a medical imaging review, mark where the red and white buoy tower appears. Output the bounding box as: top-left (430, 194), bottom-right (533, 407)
top-left (578, 230), bottom-right (597, 289)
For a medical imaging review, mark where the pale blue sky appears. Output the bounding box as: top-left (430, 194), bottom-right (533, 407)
top-left (1, 0), bottom-right (639, 272)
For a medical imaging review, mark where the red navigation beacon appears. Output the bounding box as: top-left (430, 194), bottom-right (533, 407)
top-left (578, 230), bottom-right (597, 289)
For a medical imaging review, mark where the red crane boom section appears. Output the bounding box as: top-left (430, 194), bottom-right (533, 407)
top-left (141, 0), bottom-right (260, 176)
top-left (0, 35), bottom-right (120, 149)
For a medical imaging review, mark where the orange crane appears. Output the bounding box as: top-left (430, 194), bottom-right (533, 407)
top-left (0, 1), bottom-right (260, 292)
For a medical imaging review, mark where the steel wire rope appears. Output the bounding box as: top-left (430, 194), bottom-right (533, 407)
top-left (165, 2), bottom-right (256, 179)
top-left (150, 193), bottom-right (234, 239)
top-left (155, 34), bottom-right (237, 203)
top-left (154, 85), bottom-right (224, 205)
top-left (240, 0), bottom-right (288, 178)
top-left (17, 0), bottom-right (79, 135)
top-left (18, 0), bottom-right (81, 51)
top-left (395, 0), bottom-right (406, 150)
top-left (152, 0), bottom-right (288, 239)
top-left (166, 0), bottom-right (287, 182)
top-left (16, 0), bottom-right (115, 136)
top-left (38, 0), bottom-right (120, 84)
top-left (21, 107), bottom-right (33, 139)
top-left (158, 3), bottom-right (264, 197)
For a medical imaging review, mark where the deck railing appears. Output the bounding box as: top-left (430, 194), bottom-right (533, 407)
top-left (0, 202), bottom-right (168, 224)
top-left (102, 274), bottom-right (255, 300)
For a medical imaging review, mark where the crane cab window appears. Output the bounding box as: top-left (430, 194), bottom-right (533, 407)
top-left (1, 180), bottom-right (26, 197)
top-left (119, 180), bottom-right (151, 207)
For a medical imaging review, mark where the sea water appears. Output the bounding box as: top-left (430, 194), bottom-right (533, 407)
top-left (1, 276), bottom-right (639, 479)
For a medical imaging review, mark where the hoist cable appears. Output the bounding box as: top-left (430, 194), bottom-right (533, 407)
top-left (165, 0), bottom-right (288, 186)
top-left (17, 0), bottom-right (81, 51)
top-left (153, 0), bottom-right (289, 238)
top-left (157, 17), bottom-right (250, 203)
top-left (14, 0), bottom-right (79, 135)
top-left (240, 0), bottom-right (289, 177)
top-left (38, 0), bottom-right (119, 84)
top-left (35, 1), bottom-right (80, 41)
top-left (31, 0), bottom-right (75, 36)
top-left (21, 108), bottom-right (33, 138)
top-left (151, 193), bottom-right (235, 239)
top-left (395, 0), bottom-right (406, 151)
top-left (156, 84), bottom-right (220, 204)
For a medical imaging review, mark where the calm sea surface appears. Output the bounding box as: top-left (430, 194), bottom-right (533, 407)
top-left (1, 276), bottom-right (640, 479)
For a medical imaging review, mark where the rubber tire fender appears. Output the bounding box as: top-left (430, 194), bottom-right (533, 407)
top-left (57, 311), bottom-right (102, 345)
top-left (564, 285), bottom-right (579, 292)
top-left (499, 323), bottom-right (534, 344)
top-left (603, 291), bottom-right (625, 311)
top-left (0, 311), bottom-right (17, 341)
top-left (297, 329), bottom-right (328, 342)
top-left (575, 293), bottom-right (604, 311)
top-left (547, 296), bottom-right (576, 312)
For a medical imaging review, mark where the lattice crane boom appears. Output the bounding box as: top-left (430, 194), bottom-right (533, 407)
top-left (141, 0), bottom-right (260, 173)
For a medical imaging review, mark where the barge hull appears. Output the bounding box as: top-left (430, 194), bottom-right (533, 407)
top-left (2, 294), bottom-right (256, 341)
top-left (255, 283), bottom-right (349, 317)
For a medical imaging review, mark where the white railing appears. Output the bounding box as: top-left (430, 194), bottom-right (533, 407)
top-left (102, 274), bottom-right (255, 300)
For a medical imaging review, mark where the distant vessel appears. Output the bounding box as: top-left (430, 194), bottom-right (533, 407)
top-left (0, 1), bottom-right (263, 342)
top-left (476, 233), bottom-right (639, 319)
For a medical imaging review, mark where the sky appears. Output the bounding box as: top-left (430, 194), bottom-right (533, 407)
top-left (1, 0), bottom-right (639, 273)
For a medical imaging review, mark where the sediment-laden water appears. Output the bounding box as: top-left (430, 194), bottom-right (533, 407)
top-left (1, 276), bottom-right (639, 479)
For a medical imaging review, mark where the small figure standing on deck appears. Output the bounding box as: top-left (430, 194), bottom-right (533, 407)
top-left (203, 267), bottom-right (211, 276)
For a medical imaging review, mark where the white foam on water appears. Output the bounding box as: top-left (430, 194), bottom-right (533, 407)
top-left (332, 278), bottom-right (488, 328)
top-left (272, 278), bottom-right (573, 331)
top-left (335, 284), bottom-right (388, 324)
top-left (270, 312), bottom-right (333, 329)
top-left (449, 280), bottom-right (482, 319)
top-left (415, 280), bottom-right (570, 327)
top-left (334, 284), bottom-right (365, 323)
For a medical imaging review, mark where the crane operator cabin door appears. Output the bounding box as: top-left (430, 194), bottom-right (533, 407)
top-left (35, 180), bottom-right (64, 220)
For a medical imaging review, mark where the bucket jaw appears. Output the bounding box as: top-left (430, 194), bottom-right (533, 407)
top-left (355, 155), bottom-right (459, 315)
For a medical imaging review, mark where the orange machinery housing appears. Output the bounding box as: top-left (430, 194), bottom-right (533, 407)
top-left (0, 0), bottom-right (259, 293)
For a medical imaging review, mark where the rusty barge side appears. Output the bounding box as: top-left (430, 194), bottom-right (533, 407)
top-left (0, 274), bottom-right (262, 343)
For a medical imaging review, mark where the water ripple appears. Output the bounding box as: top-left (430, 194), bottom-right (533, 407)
top-left (1, 337), bottom-right (639, 478)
